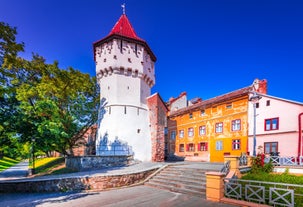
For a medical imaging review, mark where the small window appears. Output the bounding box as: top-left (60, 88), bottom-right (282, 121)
top-left (226, 103), bottom-right (232, 109)
top-left (201, 110), bottom-right (205, 116)
top-left (103, 58), bottom-right (106, 62)
top-left (189, 113), bottom-right (193, 119)
top-left (198, 142), bottom-right (208, 151)
top-left (199, 125), bottom-right (206, 136)
top-left (231, 119), bottom-right (241, 131)
top-left (113, 55), bottom-right (117, 59)
top-left (265, 118), bottom-right (279, 131)
top-left (187, 143), bottom-right (195, 152)
top-left (179, 144), bottom-right (184, 152)
top-left (256, 103), bottom-right (259, 108)
top-left (264, 142), bottom-right (278, 154)
top-left (216, 140), bottom-right (223, 151)
top-left (170, 131), bottom-right (176, 140)
top-left (124, 106), bottom-right (127, 114)
top-left (215, 122), bottom-right (223, 133)
top-left (266, 100), bottom-right (270, 106)
top-left (188, 127), bottom-right (194, 137)
top-left (128, 58), bottom-right (131, 63)
top-left (179, 130), bottom-right (184, 138)
top-left (232, 139), bottom-right (241, 150)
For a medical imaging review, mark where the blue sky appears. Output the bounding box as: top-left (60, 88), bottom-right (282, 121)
top-left (1, 0), bottom-right (302, 102)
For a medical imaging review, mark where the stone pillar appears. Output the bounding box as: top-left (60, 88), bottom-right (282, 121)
top-left (224, 155), bottom-right (240, 176)
top-left (205, 172), bottom-right (225, 202)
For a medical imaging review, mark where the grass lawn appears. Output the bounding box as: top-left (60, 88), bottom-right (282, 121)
top-left (31, 157), bottom-right (76, 176)
top-left (0, 157), bottom-right (20, 172)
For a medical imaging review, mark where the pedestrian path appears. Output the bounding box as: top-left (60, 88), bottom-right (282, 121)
top-left (0, 160), bottom-right (28, 180)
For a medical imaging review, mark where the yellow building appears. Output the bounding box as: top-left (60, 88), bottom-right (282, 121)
top-left (167, 79), bottom-right (267, 162)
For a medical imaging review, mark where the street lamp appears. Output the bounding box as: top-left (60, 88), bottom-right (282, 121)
top-left (31, 137), bottom-right (35, 174)
top-left (249, 92), bottom-right (262, 156)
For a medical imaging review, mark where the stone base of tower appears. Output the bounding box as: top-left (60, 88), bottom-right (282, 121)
top-left (147, 93), bottom-right (168, 162)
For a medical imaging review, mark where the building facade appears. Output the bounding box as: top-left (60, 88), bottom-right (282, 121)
top-left (167, 79), bottom-right (267, 162)
top-left (248, 94), bottom-right (303, 157)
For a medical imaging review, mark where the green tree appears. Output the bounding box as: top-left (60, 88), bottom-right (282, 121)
top-left (1, 22), bottom-right (99, 157)
top-left (0, 22), bottom-right (25, 158)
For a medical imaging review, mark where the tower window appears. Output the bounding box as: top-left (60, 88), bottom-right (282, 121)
top-left (266, 100), bottom-right (270, 106)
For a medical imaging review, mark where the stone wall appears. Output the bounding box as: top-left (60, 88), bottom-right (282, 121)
top-left (65, 155), bottom-right (134, 171)
top-left (0, 168), bottom-right (157, 193)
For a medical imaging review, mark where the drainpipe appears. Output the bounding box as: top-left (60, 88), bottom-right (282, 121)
top-left (298, 113), bottom-right (303, 160)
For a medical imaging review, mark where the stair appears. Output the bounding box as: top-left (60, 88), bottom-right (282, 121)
top-left (144, 165), bottom-right (207, 197)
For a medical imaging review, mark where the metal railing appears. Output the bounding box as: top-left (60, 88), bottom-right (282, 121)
top-left (96, 145), bottom-right (133, 156)
top-left (270, 156), bottom-right (303, 166)
top-left (221, 160), bottom-right (231, 176)
top-left (239, 154), bottom-right (248, 166)
top-left (224, 178), bottom-right (303, 206)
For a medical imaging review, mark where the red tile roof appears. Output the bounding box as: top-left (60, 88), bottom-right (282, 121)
top-left (108, 14), bottom-right (144, 41)
top-left (169, 86), bottom-right (252, 117)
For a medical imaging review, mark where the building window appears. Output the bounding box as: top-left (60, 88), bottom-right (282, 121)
top-left (187, 143), bottom-right (195, 152)
top-left (170, 130), bottom-right (176, 140)
top-left (231, 119), bottom-right (241, 131)
top-left (215, 122), bottom-right (223, 133)
top-left (266, 100), bottom-right (270, 106)
top-left (179, 130), bottom-right (184, 138)
top-left (179, 144), bottom-right (185, 152)
top-left (199, 125), bottom-right (206, 136)
top-left (256, 103), bottom-right (259, 108)
top-left (216, 140), bottom-right (223, 151)
top-left (264, 142), bottom-right (278, 154)
top-left (198, 142), bottom-right (208, 151)
top-left (265, 118), bottom-right (279, 131)
top-left (189, 113), bottom-right (193, 119)
top-left (201, 110), bottom-right (205, 116)
top-left (188, 127), bottom-right (194, 137)
top-left (226, 103), bottom-right (232, 109)
top-left (232, 139), bottom-right (241, 150)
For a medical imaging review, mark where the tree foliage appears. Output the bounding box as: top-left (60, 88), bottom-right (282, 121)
top-left (0, 22), bottom-right (99, 158)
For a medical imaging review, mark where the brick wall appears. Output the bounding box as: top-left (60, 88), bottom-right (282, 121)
top-left (147, 93), bottom-right (168, 162)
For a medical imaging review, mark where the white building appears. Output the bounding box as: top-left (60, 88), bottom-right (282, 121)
top-left (93, 13), bottom-right (157, 161)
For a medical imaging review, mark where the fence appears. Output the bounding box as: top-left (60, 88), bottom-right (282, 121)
top-left (224, 178), bottom-right (303, 207)
top-left (269, 156), bottom-right (303, 166)
top-left (95, 145), bottom-right (133, 156)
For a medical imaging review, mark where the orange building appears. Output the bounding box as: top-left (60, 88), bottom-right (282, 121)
top-left (167, 79), bottom-right (267, 162)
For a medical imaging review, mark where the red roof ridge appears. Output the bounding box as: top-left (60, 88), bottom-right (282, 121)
top-left (169, 86), bottom-right (252, 117)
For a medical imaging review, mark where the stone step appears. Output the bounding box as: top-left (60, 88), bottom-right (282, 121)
top-left (145, 181), bottom-right (205, 197)
top-left (147, 178), bottom-right (205, 192)
top-left (155, 174), bottom-right (206, 184)
top-left (160, 168), bottom-right (206, 177)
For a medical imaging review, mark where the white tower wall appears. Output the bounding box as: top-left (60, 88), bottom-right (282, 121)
top-left (95, 37), bottom-right (155, 161)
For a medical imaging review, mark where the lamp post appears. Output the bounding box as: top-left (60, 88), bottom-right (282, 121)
top-left (31, 137), bottom-right (35, 174)
top-left (249, 92), bottom-right (262, 156)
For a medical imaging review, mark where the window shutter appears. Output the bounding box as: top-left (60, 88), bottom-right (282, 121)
top-left (186, 144), bottom-right (189, 151)
top-left (205, 142), bottom-right (208, 151)
top-left (198, 143), bottom-right (201, 151)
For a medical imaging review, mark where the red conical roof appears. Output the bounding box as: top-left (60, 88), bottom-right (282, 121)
top-left (108, 14), bottom-right (143, 41)
top-left (93, 14), bottom-right (156, 62)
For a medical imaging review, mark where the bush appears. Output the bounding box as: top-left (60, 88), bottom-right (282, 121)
top-left (251, 153), bottom-right (273, 173)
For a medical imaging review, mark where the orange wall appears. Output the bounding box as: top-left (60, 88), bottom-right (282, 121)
top-left (168, 96), bottom-right (249, 162)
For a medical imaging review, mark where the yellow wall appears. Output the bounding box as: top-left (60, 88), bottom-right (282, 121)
top-left (168, 95), bottom-right (249, 162)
